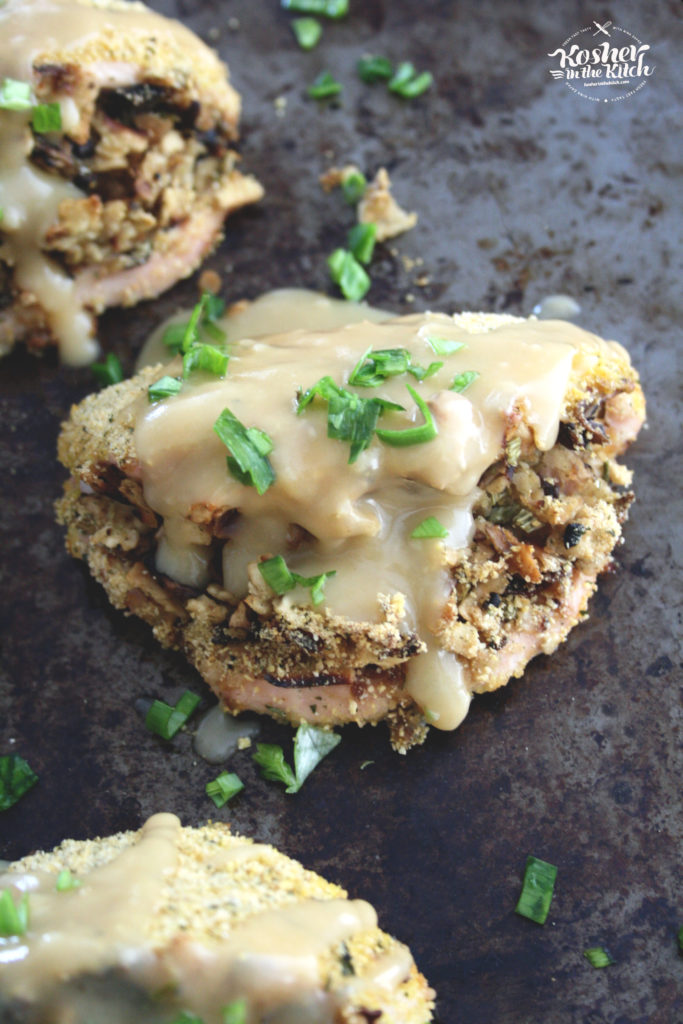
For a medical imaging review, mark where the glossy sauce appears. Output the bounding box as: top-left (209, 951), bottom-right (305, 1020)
top-left (0, 0), bottom-right (219, 363)
top-left (1, 813), bottom-right (402, 1023)
top-left (133, 292), bottom-right (609, 729)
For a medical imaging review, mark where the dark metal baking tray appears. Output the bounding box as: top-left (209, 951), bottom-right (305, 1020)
top-left (1, 2), bottom-right (681, 1021)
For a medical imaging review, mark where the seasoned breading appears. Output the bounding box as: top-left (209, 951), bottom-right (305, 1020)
top-left (56, 303), bottom-right (645, 750)
top-left (1, 814), bottom-right (435, 1023)
top-left (0, 0), bottom-right (263, 363)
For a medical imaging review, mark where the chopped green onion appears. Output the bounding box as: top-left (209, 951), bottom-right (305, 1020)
top-left (148, 375), bottom-right (182, 403)
top-left (357, 55), bottom-right (394, 83)
top-left (307, 70), bottom-right (342, 99)
top-left (678, 926), bottom-right (683, 954)
top-left (515, 855), bottom-right (557, 924)
top-left (328, 248), bottom-right (370, 301)
top-left (145, 690), bottom-right (201, 741)
top-left (426, 335), bottom-right (466, 356)
top-left (0, 78), bottom-right (32, 111)
top-left (161, 322), bottom-right (188, 353)
top-left (375, 384), bottom-right (438, 447)
top-left (258, 554), bottom-right (335, 607)
top-left (360, 760), bottom-right (374, 770)
top-left (348, 347), bottom-right (410, 387)
top-left (213, 409), bottom-right (276, 495)
top-left (253, 743), bottom-right (297, 791)
top-left (291, 16), bottom-right (322, 49)
top-left (282, 0), bottom-right (348, 17)
top-left (206, 771), bottom-right (244, 808)
top-left (253, 723), bottom-right (340, 794)
top-left (388, 63), bottom-right (433, 98)
top-left (408, 360), bottom-right (442, 382)
top-left (411, 516), bottom-right (448, 539)
top-left (298, 375), bottom-right (401, 462)
top-left (31, 102), bottom-right (62, 133)
top-left (162, 293), bottom-right (226, 354)
top-left (170, 1014), bottom-right (204, 1024)
top-left (222, 1000), bottom-right (248, 1024)
top-left (450, 370), bottom-right (479, 393)
top-left (348, 222), bottom-right (376, 265)
top-left (91, 352), bottom-right (124, 388)
top-left (0, 754), bottom-right (38, 811)
top-left (341, 170), bottom-right (367, 204)
top-left (55, 869), bottom-right (81, 892)
top-left (182, 343), bottom-right (229, 379)
top-left (583, 946), bottom-right (615, 968)
top-left (0, 889), bottom-right (29, 936)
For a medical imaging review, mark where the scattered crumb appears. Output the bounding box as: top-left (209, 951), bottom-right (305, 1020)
top-left (319, 163), bottom-right (362, 193)
top-left (207, 26), bottom-right (220, 42)
top-left (358, 168), bottom-right (418, 242)
top-left (228, 16), bottom-right (240, 31)
top-left (274, 95), bottom-right (287, 117)
top-left (415, 273), bottom-right (431, 287)
top-left (400, 254), bottom-right (423, 272)
top-left (404, 292), bottom-right (415, 303)
top-left (198, 269), bottom-right (222, 295)
top-left (237, 736), bottom-right (252, 750)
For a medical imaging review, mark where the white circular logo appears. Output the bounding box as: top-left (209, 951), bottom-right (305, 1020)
top-left (547, 22), bottom-right (655, 103)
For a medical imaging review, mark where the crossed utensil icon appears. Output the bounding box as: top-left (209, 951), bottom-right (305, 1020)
top-left (593, 20), bottom-right (612, 37)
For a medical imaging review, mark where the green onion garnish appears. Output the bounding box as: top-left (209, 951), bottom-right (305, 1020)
top-left (427, 335), bottom-right (466, 357)
top-left (375, 384), bottom-right (437, 447)
top-left (182, 343), bottom-right (229, 379)
top-left (282, 0), bottom-right (348, 17)
top-left (170, 1014), bottom-right (204, 1024)
top-left (357, 55), bottom-right (394, 83)
top-left (0, 754), bottom-right (38, 811)
top-left (307, 70), bottom-right (342, 99)
top-left (583, 946), bottom-right (615, 968)
top-left (258, 554), bottom-right (335, 607)
top-left (145, 690), bottom-right (201, 741)
top-left (291, 16), bottom-right (322, 48)
top-left (148, 375), bottom-right (182, 403)
top-left (162, 293), bottom-right (226, 354)
top-left (213, 409), bottom-right (276, 495)
top-left (388, 62), bottom-right (434, 98)
top-left (0, 889), bottom-right (29, 936)
top-left (450, 370), bottom-right (479, 393)
top-left (408, 360), bottom-right (442, 381)
top-left (348, 222), bottom-right (376, 265)
top-left (515, 855), bottom-right (557, 924)
top-left (31, 102), bottom-right (62, 133)
top-left (222, 1000), bottom-right (248, 1024)
top-left (328, 248), bottom-right (370, 301)
top-left (341, 170), bottom-right (367, 204)
top-left (0, 78), bottom-right (32, 111)
top-left (348, 347), bottom-right (411, 387)
top-left (253, 722), bottom-right (340, 794)
top-left (411, 516), bottom-right (448, 539)
top-left (297, 375), bottom-right (400, 463)
top-left (206, 771), bottom-right (244, 808)
top-left (91, 352), bottom-right (124, 388)
top-left (55, 869), bottom-right (81, 892)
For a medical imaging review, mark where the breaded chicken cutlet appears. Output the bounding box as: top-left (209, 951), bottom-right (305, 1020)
top-left (0, 813), bottom-right (435, 1023)
top-left (0, 0), bottom-right (262, 364)
top-left (56, 296), bottom-right (645, 751)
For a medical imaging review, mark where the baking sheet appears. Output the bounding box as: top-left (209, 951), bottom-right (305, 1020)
top-left (1, 1), bottom-right (681, 1021)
